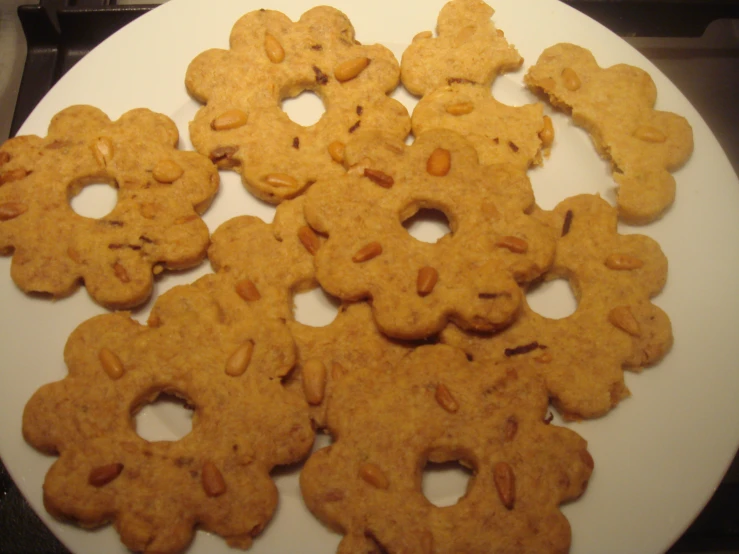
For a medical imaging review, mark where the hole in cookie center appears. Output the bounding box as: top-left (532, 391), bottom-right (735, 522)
top-left (422, 459), bottom-right (474, 507)
top-left (526, 278), bottom-right (577, 319)
top-left (68, 178), bottom-right (118, 219)
top-left (133, 392), bottom-right (194, 442)
top-left (293, 287), bottom-right (341, 327)
top-left (402, 208), bottom-right (451, 244)
top-left (282, 90), bottom-right (326, 127)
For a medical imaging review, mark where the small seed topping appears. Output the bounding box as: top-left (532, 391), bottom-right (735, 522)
top-left (426, 148), bottom-right (451, 176)
top-left (359, 463), bottom-right (389, 489)
top-left (634, 125), bottom-right (667, 143)
top-left (67, 247), bottom-right (82, 264)
top-left (209, 145), bottom-right (239, 167)
top-left (89, 463), bottom-right (124, 487)
top-left (539, 115), bottom-right (555, 147)
top-left (363, 168), bottom-right (394, 188)
top-left (298, 225), bottom-right (320, 255)
top-left (331, 361), bottom-right (347, 381)
top-left (605, 253), bottom-right (644, 270)
top-left (302, 358), bottom-right (327, 405)
top-left (264, 173), bottom-right (299, 190)
top-left (113, 262), bottom-right (130, 283)
top-left (0, 202), bottom-right (28, 221)
top-left (334, 57), bottom-right (370, 82)
top-left (92, 136), bottom-right (114, 167)
top-left (152, 159), bottom-right (184, 183)
top-left (561, 210), bottom-right (574, 236)
top-left (445, 102), bottom-right (474, 116)
top-left (0, 167), bottom-right (28, 185)
top-left (561, 67), bottom-right (581, 91)
top-left (503, 416), bottom-right (518, 441)
top-left (99, 347), bottom-right (125, 379)
top-left (504, 341), bottom-right (541, 357)
top-left (202, 461), bottom-right (227, 497)
top-left (235, 279), bottom-right (261, 301)
top-left (0, 151), bottom-right (9, 166)
top-left (435, 384), bottom-right (459, 413)
top-left (211, 109), bottom-right (248, 131)
top-left (264, 33), bottom-right (285, 63)
top-left (496, 236), bottom-right (528, 254)
top-left (609, 306), bottom-right (641, 336)
top-left (352, 242), bottom-right (382, 263)
top-left (226, 341), bottom-right (254, 377)
top-left (328, 141), bottom-right (346, 163)
top-left (417, 266), bottom-right (438, 296)
top-left (493, 462), bottom-right (516, 509)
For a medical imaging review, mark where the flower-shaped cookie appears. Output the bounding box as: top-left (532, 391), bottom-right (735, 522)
top-left (208, 196), bottom-right (321, 320)
top-left (300, 344), bottom-right (593, 554)
top-left (400, 0), bottom-right (523, 96)
top-left (303, 129), bottom-right (556, 340)
top-left (23, 278), bottom-right (314, 553)
top-left (0, 105), bottom-right (218, 309)
top-left (525, 43), bottom-right (693, 223)
top-left (442, 194), bottom-right (672, 419)
top-left (186, 6), bottom-right (410, 203)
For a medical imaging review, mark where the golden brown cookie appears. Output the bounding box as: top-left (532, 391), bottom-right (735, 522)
top-left (412, 82), bottom-right (552, 169)
top-left (0, 105), bottom-right (218, 309)
top-left (300, 344), bottom-right (593, 554)
top-left (525, 43), bottom-right (693, 224)
top-left (22, 277), bottom-right (314, 553)
top-left (442, 194), bottom-right (672, 419)
top-left (400, 0), bottom-right (522, 97)
top-left (286, 301), bottom-right (416, 428)
top-left (208, 196), bottom-right (321, 320)
top-left (303, 128), bottom-right (556, 340)
top-left (186, 6), bottom-right (411, 204)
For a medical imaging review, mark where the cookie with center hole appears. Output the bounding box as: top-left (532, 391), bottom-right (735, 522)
top-left (525, 43), bottom-right (693, 224)
top-left (303, 128), bottom-right (557, 340)
top-left (300, 344), bottom-right (593, 554)
top-left (186, 6), bottom-right (410, 204)
top-left (442, 194), bottom-right (672, 420)
top-left (22, 277), bottom-right (314, 554)
top-left (0, 105), bottom-right (218, 309)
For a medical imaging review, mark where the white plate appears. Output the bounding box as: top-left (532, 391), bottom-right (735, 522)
top-left (2, 0), bottom-right (739, 553)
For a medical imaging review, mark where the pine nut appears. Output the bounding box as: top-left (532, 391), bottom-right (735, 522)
top-left (445, 102), bottom-right (474, 116)
top-left (67, 247), bottom-right (82, 264)
top-left (302, 358), bottom-right (327, 405)
top-left (99, 347), bottom-right (125, 380)
top-left (225, 341), bottom-right (254, 377)
top-left (608, 306), bottom-right (641, 336)
top-left (210, 109), bottom-right (248, 131)
top-left (604, 253), bottom-right (644, 270)
top-left (0, 202), bottom-right (28, 221)
top-left (493, 461), bottom-right (516, 509)
top-left (264, 173), bottom-right (299, 190)
top-left (561, 67), bottom-right (581, 91)
top-left (496, 236), bottom-right (528, 253)
top-left (435, 384), bottom-right (459, 413)
top-left (359, 463), bottom-right (389, 489)
top-left (152, 159), bottom-right (184, 183)
top-left (352, 242), bottom-right (382, 262)
top-left (202, 461), bottom-right (227, 497)
top-left (264, 33), bottom-right (285, 63)
top-left (331, 361), bottom-right (347, 381)
top-left (328, 141), bottom-right (346, 163)
top-left (235, 279), bottom-right (261, 301)
top-left (539, 115), bottom-right (554, 147)
top-left (298, 225), bottom-right (320, 255)
top-left (334, 57), bottom-right (370, 82)
top-left (417, 266), bottom-right (438, 296)
top-left (113, 262), bottom-right (130, 283)
top-left (88, 463), bottom-right (123, 487)
top-left (426, 148), bottom-right (451, 176)
top-left (92, 137), bottom-right (114, 166)
top-left (0, 167), bottom-right (28, 185)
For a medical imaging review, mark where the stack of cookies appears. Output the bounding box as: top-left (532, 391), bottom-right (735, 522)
top-left (1, 0), bottom-right (693, 552)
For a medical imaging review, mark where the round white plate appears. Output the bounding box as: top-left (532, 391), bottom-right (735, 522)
top-left (2, 0), bottom-right (739, 553)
